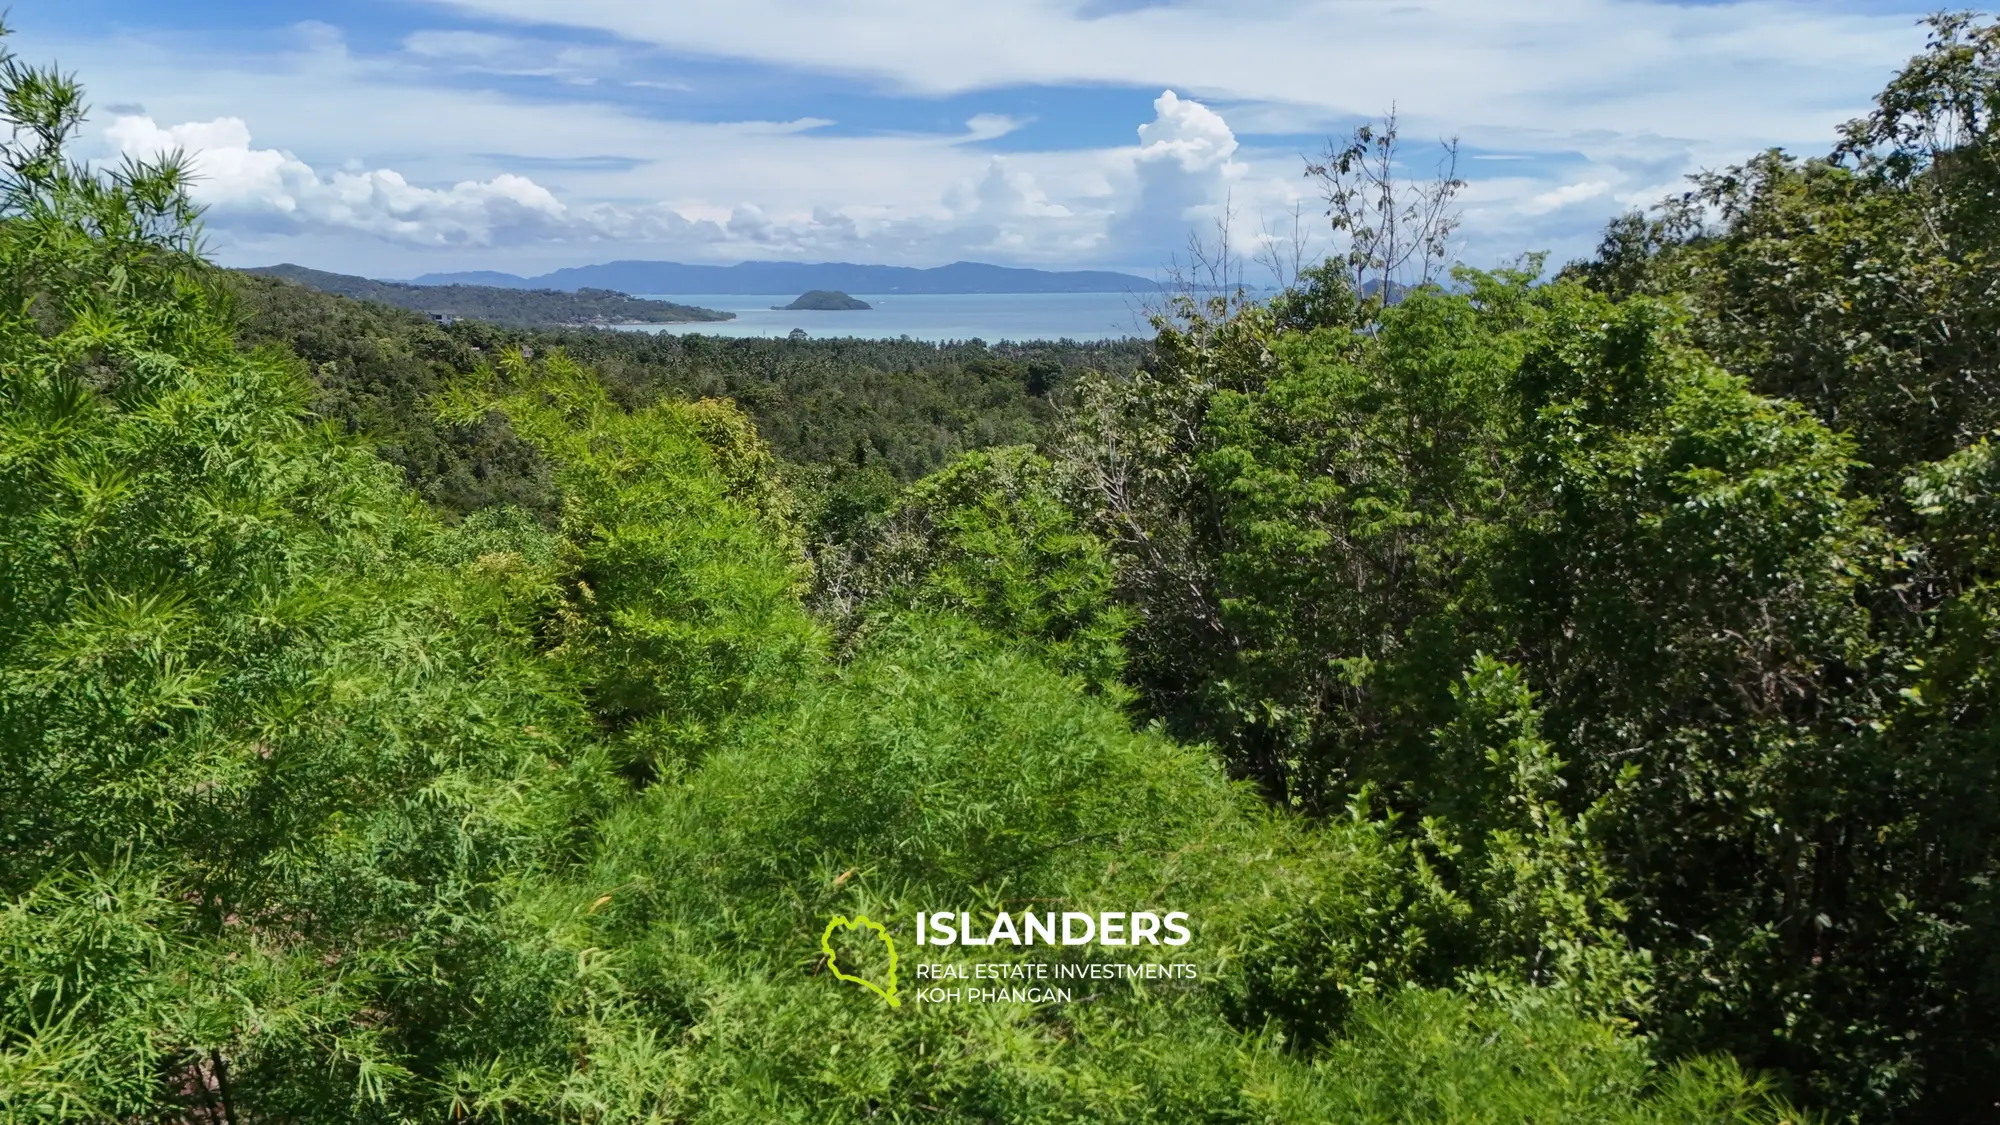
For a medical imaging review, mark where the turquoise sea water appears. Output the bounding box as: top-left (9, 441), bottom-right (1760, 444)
top-left (619, 292), bottom-right (1158, 342)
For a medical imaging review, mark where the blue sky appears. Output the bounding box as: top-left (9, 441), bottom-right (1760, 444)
top-left (10, 0), bottom-right (1947, 278)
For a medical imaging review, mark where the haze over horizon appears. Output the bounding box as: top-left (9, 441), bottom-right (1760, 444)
top-left (18, 0), bottom-right (1942, 280)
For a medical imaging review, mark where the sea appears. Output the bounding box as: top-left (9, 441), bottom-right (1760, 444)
top-left (616, 292), bottom-right (1159, 343)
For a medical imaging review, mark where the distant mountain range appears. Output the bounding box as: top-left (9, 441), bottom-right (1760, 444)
top-left (243, 264), bottom-right (732, 328)
top-left (406, 260), bottom-right (1162, 295)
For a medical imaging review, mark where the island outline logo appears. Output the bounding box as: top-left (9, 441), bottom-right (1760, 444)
top-left (821, 913), bottom-right (900, 1007)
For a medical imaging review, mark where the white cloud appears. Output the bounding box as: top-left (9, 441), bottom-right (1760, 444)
top-left (400, 28), bottom-right (623, 83)
top-left (734, 117), bottom-right (839, 136)
top-left (1107, 90), bottom-right (1248, 259)
top-left (106, 115), bottom-right (581, 246)
top-left (960, 114), bottom-right (1029, 143)
top-left (402, 30), bottom-right (517, 60)
top-left (959, 158), bottom-right (1073, 218)
top-left (90, 84), bottom-right (1258, 269)
top-left (428, 0), bottom-right (1925, 150)
top-left (1523, 179), bottom-right (1612, 214)
top-left (1136, 89), bottom-right (1238, 171)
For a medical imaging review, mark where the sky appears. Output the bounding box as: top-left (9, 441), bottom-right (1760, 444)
top-left (7, 0), bottom-right (1950, 280)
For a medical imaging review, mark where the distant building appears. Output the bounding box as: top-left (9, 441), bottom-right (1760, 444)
top-left (425, 311), bottom-right (457, 326)
top-left (789, 328), bottom-right (808, 340)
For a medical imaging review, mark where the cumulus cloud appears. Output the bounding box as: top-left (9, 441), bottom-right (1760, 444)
top-left (1107, 90), bottom-right (1244, 260)
top-left (100, 110), bottom-right (1100, 263)
top-left (107, 115), bottom-right (586, 246)
top-left (95, 90), bottom-right (1257, 268)
top-left (960, 158), bottom-right (1072, 219)
top-left (1135, 90), bottom-right (1238, 172)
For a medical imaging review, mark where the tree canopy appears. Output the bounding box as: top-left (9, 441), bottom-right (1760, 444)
top-left (8, 14), bottom-right (2000, 1124)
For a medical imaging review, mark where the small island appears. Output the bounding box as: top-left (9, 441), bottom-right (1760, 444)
top-left (775, 289), bottom-right (871, 311)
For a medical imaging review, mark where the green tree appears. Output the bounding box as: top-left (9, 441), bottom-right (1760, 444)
top-left (829, 445), bottom-right (1130, 688)
top-left (1064, 267), bottom-right (1950, 1114)
top-left (437, 349), bottom-right (822, 782)
top-left (1569, 14), bottom-right (2000, 503)
top-left (0, 35), bottom-right (601, 1119)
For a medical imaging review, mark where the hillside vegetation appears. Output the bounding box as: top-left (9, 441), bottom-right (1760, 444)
top-left (225, 270), bottom-right (1142, 540)
top-left (5, 16), bottom-right (2000, 1125)
top-left (244, 263), bottom-right (733, 327)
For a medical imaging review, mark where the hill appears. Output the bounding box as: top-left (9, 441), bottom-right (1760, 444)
top-left (409, 259), bottom-right (1161, 295)
top-left (242, 263), bottom-right (733, 327)
top-left (778, 290), bottom-right (871, 310)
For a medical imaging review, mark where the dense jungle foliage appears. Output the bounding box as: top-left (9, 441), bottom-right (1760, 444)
top-left (5, 14), bottom-right (2000, 1124)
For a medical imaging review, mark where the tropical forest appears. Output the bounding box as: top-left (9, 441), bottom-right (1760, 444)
top-left (6, 14), bottom-right (2000, 1124)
